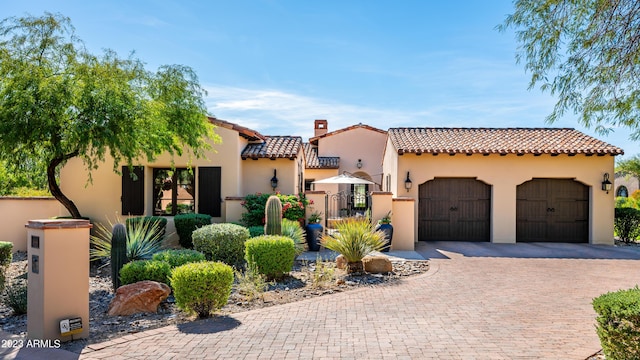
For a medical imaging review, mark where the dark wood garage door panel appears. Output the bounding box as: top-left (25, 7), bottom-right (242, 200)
top-left (516, 179), bottom-right (588, 243)
top-left (419, 178), bottom-right (490, 242)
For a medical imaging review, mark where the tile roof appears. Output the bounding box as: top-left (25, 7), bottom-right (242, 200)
top-left (309, 123), bottom-right (386, 144)
top-left (208, 117), bottom-right (264, 141)
top-left (241, 136), bottom-right (303, 159)
top-left (388, 128), bottom-right (624, 156)
top-left (303, 143), bottom-right (340, 169)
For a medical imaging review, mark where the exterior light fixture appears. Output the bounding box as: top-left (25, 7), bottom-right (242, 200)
top-left (404, 171), bottom-right (412, 192)
top-left (270, 169), bottom-right (278, 191)
top-left (356, 159), bottom-right (363, 169)
top-left (602, 173), bottom-right (612, 193)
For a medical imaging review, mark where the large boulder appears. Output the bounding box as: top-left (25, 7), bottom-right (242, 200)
top-left (362, 255), bottom-right (392, 274)
top-left (107, 280), bottom-right (171, 316)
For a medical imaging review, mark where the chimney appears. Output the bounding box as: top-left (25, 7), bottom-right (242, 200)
top-left (314, 119), bottom-right (328, 137)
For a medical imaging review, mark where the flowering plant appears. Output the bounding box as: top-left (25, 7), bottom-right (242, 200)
top-left (241, 193), bottom-right (312, 226)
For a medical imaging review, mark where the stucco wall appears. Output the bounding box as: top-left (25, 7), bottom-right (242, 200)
top-left (242, 157), bottom-right (298, 195)
top-left (317, 127), bottom-right (387, 190)
top-left (0, 198), bottom-right (62, 252)
top-left (387, 153), bottom-right (616, 244)
top-left (60, 126), bottom-right (248, 231)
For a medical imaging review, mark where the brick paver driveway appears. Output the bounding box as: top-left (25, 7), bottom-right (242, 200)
top-left (10, 242), bottom-right (640, 359)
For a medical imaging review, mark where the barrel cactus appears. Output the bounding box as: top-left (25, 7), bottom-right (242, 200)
top-left (110, 223), bottom-right (128, 291)
top-left (264, 195), bottom-right (283, 235)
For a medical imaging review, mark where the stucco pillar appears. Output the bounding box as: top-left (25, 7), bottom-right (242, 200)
top-left (304, 191), bottom-right (327, 227)
top-left (391, 197), bottom-right (415, 250)
top-left (491, 180), bottom-right (517, 243)
top-left (370, 191), bottom-right (393, 224)
top-left (26, 219), bottom-right (91, 342)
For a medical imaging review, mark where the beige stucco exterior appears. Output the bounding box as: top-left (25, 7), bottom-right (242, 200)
top-left (242, 151), bottom-right (304, 196)
top-left (383, 134), bottom-right (616, 245)
top-left (60, 125), bottom-right (250, 233)
top-left (315, 126), bottom-right (387, 190)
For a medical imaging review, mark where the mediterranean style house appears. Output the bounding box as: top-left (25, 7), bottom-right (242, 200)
top-left (58, 117), bottom-right (624, 249)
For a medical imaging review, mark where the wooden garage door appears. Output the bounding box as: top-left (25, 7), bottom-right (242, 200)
top-left (419, 178), bottom-right (490, 241)
top-left (516, 179), bottom-right (588, 243)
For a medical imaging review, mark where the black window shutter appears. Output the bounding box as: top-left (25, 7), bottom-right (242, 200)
top-left (122, 166), bottom-right (145, 215)
top-left (198, 167), bottom-right (222, 217)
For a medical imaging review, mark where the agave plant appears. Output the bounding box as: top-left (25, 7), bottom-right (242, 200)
top-left (90, 216), bottom-right (165, 263)
top-left (321, 216), bottom-right (387, 273)
top-left (281, 219), bottom-right (306, 255)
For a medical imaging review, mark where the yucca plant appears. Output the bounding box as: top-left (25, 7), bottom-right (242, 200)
top-left (321, 216), bottom-right (387, 273)
top-left (90, 216), bottom-right (165, 263)
top-left (281, 219), bottom-right (306, 255)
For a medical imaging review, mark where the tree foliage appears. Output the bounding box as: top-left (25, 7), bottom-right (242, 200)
top-left (499, 0), bottom-right (640, 138)
top-left (0, 13), bottom-right (218, 216)
top-left (617, 155), bottom-right (640, 180)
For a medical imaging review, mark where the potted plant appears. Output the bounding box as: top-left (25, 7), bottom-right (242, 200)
top-left (306, 211), bottom-right (323, 251)
top-left (376, 211), bottom-right (393, 252)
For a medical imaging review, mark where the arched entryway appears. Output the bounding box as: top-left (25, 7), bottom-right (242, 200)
top-left (418, 178), bottom-right (491, 241)
top-left (516, 178), bottom-right (589, 243)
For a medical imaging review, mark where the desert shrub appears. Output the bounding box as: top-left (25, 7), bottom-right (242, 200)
top-left (311, 258), bottom-right (335, 289)
top-left (3, 281), bottom-right (27, 315)
top-left (234, 263), bottom-right (270, 301)
top-left (614, 207), bottom-right (640, 243)
top-left (125, 216), bottom-right (167, 240)
top-left (170, 261), bottom-right (234, 318)
top-left (244, 235), bottom-right (295, 280)
top-left (281, 219), bottom-right (306, 255)
top-left (321, 216), bottom-right (386, 273)
top-left (173, 213), bottom-right (211, 249)
top-left (152, 249), bottom-right (205, 268)
top-left (192, 223), bottom-right (250, 268)
top-left (248, 226), bottom-right (264, 237)
top-left (616, 196), bottom-right (639, 209)
top-left (593, 286), bottom-right (640, 358)
top-left (119, 260), bottom-right (172, 286)
top-left (91, 216), bottom-right (165, 263)
top-left (0, 242), bottom-right (12, 293)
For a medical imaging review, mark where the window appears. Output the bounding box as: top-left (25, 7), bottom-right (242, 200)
top-left (122, 166), bottom-right (144, 215)
top-left (305, 179), bottom-right (315, 191)
top-left (153, 168), bottom-right (195, 215)
top-left (616, 186), bottom-right (629, 198)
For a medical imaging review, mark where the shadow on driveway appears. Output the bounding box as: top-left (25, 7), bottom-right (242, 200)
top-left (176, 315), bottom-right (241, 335)
top-left (417, 241), bottom-right (640, 260)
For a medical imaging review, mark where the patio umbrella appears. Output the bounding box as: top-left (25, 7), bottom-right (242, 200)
top-left (312, 173), bottom-right (375, 185)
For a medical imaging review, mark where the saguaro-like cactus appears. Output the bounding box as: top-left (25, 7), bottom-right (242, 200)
top-left (264, 195), bottom-right (283, 235)
top-left (110, 223), bottom-right (128, 291)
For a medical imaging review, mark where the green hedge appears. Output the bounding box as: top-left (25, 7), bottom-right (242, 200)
top-left (126, 216), bottom-right (167, 240)
top-left (170, 261), bottom-right (234, 318)
top-left (248, 226), bottom-right (264, 238)
top-left (593, 286), bottom-right (640, 359)
top-left (614, 208), bottom-right (640, 243)
top-left (119, 260), bottom-right (172, 286)
top-left (245, 235), bottom-right (295, 280)
top-left (152, 249), bottom-right (205, 268)
top-left (174, 213), bottom-right (212, 248)
top-left (192, 223), bottom-right (250, 268)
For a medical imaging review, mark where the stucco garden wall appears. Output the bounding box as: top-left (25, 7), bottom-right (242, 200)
top-left (390, 153), bottom-right (615, 244)
top-left (0, 197), bottom-right (62, 252)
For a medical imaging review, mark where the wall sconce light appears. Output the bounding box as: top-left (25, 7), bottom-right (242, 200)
top-left (404, 171), bottom-right (412, 192)
top-left (601, 173), bottom-right (612, 193)
top-left (270, 169), bottom-right (278, 191)
top-left (356, 159), bottom-right (363, 169)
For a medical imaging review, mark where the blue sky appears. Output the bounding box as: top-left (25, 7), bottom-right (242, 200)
top-left (4, 0), bottom-right (638, 157)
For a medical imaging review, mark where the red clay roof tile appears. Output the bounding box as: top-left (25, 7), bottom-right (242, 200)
top-left (241, 136), bottom-right (303, 159)
top-left (388, 128), bottom-right (624, 156)
top-left (303, 143), bottom-right (340, 169)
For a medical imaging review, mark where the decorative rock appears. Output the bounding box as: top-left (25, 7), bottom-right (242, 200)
top-left (336, 255), bottom-right (347, 270)
top-left (362, 255), bottom-right (393, 274)
top-left (107, 281), bottom-right (171, 316)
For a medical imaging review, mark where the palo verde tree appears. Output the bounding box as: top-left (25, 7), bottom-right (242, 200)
top-left (499, 0), bottom-right (640, 138)
top-left (0, 13), bottom-right (218, 218)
